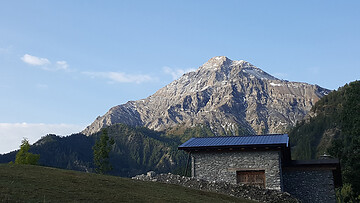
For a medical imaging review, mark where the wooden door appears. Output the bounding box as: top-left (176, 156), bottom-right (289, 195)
top-left (236, 170), bottom-right (265, 188)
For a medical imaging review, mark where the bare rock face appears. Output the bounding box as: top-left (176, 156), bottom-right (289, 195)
top-left (82, 56), bottom-right (330, 136)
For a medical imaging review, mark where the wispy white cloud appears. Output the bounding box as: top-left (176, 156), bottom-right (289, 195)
top-left (0, 45), bottom-right (13, 54)
top-left (0, 123), bottom-right (85, 154)
top-left (56, 61), bottom-right (69, 70)
top-left (21, 54), bottom-right (50, 66)
top-left (83, 71), bottom-right (156, 84)
top-left (21, 54), bottom-right (70, 71)
top-left (163, 66), bottom-right (196, 80)
top-left (273, 72), bottom-right (288, 79)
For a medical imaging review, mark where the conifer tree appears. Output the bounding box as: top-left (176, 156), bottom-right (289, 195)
top-left (93, 129), bottom-right (115, 174)
top-left (15, 138), bottom-right (40, 165)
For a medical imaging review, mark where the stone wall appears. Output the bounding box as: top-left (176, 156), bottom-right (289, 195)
top-left (132, 172), bottom-right (299, 203)
top-left (191, 150), bottom-right (283, 190)
top-left (283, 169), bottom-right (336, 203)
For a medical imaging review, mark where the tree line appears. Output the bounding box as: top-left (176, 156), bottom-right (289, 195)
top-left (289, 80), bottom-right (360, 201)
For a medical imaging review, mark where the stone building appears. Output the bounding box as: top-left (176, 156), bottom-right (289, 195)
top-left (178, 134), bottom-right (341, 203)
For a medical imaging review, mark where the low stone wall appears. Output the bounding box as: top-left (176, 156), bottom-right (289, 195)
top-left (132, 172), bottom-right (299, 203)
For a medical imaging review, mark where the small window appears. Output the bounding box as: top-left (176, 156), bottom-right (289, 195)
top-left (236, 170), bottom-right (265, 188)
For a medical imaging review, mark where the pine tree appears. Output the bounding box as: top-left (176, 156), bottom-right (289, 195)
top-left (93, 129), bottom-right (115, 174)
top-left (15, 138), bottom-right (40, 165)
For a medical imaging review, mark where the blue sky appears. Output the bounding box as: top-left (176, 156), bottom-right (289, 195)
top-left (0, 1), bottom-right (359, 153)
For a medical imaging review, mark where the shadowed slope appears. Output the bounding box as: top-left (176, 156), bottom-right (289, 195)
top-left (0, 164), bottom-right (255, 202)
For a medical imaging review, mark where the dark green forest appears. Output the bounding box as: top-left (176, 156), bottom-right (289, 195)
top-left (0, 123), bottom-right (218, 177)
top-left (289, 80), bottom-right (360, 198)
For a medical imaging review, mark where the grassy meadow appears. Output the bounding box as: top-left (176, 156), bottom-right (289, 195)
top-left (0, 164), bottom-right (255, 202)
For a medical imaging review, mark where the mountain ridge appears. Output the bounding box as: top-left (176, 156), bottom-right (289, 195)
top-left (82, 56), bottom-right (330, 136)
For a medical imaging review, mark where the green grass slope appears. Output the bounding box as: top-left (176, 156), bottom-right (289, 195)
top-left (0, 164), bottom-right (254, 203)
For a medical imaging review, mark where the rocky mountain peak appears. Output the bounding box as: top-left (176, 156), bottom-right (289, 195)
top-left (199, 56), bottom-right (247, 73)
top-left (82, 56), bottom-right (330, 136)
top-left (201, 56), bottom-right (232, 69)
top-left (197, 56), bottom-right (276, 82)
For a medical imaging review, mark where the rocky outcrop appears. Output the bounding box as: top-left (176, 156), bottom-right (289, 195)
top-left (132, 172), bottom-right (299, 203)
top-left (83, 56), bottom-right (330, 136)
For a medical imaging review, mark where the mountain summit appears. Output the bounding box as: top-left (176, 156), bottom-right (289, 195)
top-left (82, 56), bottom-right (330, 136)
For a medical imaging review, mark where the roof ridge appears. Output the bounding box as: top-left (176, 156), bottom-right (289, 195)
top-left (178, 134), bottom-right (289, 150)
top-left (193, 134), bottom-right (287, 139)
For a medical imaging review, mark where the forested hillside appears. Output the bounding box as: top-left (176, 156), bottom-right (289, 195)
top-left (0, 123), bottom-right (216, 177)
top-left (289, 80), bottom-right (360, 197)
top-left (0, 124), bottom-right (181, 177)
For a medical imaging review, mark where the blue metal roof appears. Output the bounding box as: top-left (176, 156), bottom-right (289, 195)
top-left (178, 134), bottom-right (289, 150)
